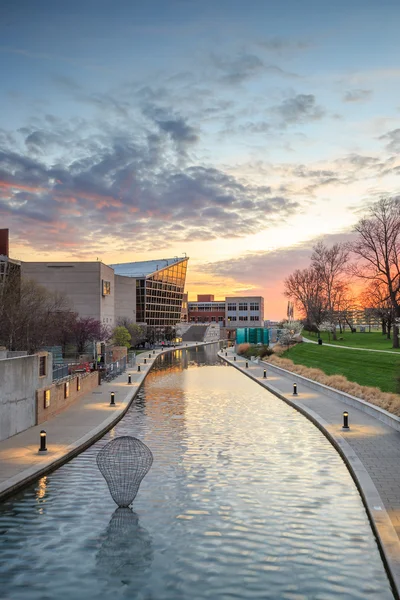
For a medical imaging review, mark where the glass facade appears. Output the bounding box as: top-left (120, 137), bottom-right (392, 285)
top-left (136, 258), bottom-right (188, 327)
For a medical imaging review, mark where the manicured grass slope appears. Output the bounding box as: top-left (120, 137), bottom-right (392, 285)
top-left (283, 343), bottom-right (400, 394)
top-left (304, 330), bottom-right (400, 351)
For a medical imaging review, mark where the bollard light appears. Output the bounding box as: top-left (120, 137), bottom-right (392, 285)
top-left (110, 392), bottom-right (115, 406)
top-left (144, 358), bottom-right (147, 364)
top-left (39, 430), bottom-right (47, 453)
top-left (149, 354), bottom-right (151, 358)
top-left (234, 356), bottom-right (236, 361)
top-left (225, 352), bottom-right (227, 356)
top-left (138, 365), bottom-right (141, 372)
top-left (263, 369), bottom-right (267, 379)
top-left (153, 350), bottom-right (155, 354)
top-left (128, 374), bottom-right (132, 385)
top-left (342, 411), bottom-right (350, 430)
top-left (293, 383), bottom-right (298, 396)
top-left (245, 361), bottom-right (248, 368)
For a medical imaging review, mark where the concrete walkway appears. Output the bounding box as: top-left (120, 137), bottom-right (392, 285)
top-left (303, 335), bottom-right (400, 354)
top-left (0, 343), bottom-right (199, 500)
top-left (218, 347), bottom-right (400, 597)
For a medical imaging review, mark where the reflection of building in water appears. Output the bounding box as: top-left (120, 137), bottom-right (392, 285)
top-left (96, 508), bottom-right (153, 585)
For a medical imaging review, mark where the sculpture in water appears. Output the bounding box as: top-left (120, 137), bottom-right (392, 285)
top-left (96, 436), bottom-right (153, 507)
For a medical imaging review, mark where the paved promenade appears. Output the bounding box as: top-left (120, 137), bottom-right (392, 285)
top-left (0, 344), bottom-right (198, 500)
top-left (218, 346), bottom-right (400, 597)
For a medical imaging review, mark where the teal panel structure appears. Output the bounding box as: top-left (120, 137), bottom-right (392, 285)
top-left (236, 328), bottom-right (269, 345)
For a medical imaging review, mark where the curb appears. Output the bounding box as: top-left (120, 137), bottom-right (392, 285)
top-left (218, 350), bottom-right (400, 600)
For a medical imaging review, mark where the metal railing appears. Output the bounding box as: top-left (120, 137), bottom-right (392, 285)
top-left (52, 364), bottom-right (69, 381)
top-left (101, 356), bottom-right (127, 382)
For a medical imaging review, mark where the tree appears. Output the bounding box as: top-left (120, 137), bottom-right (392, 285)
top-left (116, 318), bottom-right (147, 347)
top-left (112, 326), bottom-right (131, 348)
top-left (350, 197), bottom-right (400, 348)
top-left (278, 320), bottom-right (303, 350)
top-left (311, 242), bottom-right (349, 340)
top-left (360, 280), bottom-right (393, 338)
top-left (318, 320), bottom-right (336, 342)
top-left (283, 267), bottom-right (326, 330)
top-left (72, 317), bottom-right (103, 355)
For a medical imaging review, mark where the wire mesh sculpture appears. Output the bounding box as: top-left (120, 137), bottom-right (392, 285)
top-left (96, 436), bottom-right (153, 507)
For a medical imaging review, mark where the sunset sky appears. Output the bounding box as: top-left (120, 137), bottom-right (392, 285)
top-left (1, 0), bottom-right (399, 319)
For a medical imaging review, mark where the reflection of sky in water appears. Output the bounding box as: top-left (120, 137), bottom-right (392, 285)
top-left (0, 345), bottom-right (395, 599)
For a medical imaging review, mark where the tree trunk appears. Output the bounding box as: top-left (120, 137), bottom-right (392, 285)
top-left (393, 323), bottom-right (399, 349)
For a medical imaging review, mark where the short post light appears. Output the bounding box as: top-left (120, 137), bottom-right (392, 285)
top-left (128, 374), bottom-right (132, 385)
top-left (144, 358), bottom-right (147, 364)
top-left (153, 350), bottom-right (155, 354)
top-left (342, 411), bottom-right (350, 430)
top-left (39, 430), bottom-right (47, 453)
top-left (234, 356), bottom-right (236, 361)
top-left (225, 351), bottom-right (227, 356)
top-left (138, 365), bottom-right (141, 372)
top-left (293, 383), bottom-right (298, 396)
top-left (110, 392), bottom-right (115, 406)
top-left (263, 369), bottom-right (267, 379)
top-left (149, 354), bottom-right (151, 359)
top-left (245, 361), bottom-right (248, 368)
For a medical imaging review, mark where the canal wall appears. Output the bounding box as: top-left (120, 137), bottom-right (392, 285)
top-left (0, 352), bottom-right (52, 442)
top-left (36, 371), bottom-right (99, 425)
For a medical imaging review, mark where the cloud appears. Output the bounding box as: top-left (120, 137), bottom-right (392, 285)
top-left (271, 94), bottom-right (325, 126)
top-left (379, 128), bottom-right (400, 153)
top-left (211, 52), bottom-right (297, 85)
top-left (259, 38), bottom-right (311, 53)
top-left (141, 105), bottom-right (199, 153)
top-left (0, 119), bottom-right (301, 255)
top-left (342, 89), bottom-right (372, 102)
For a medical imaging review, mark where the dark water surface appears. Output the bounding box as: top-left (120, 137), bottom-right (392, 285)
top-left (0, 345), bottom-right (394, 599)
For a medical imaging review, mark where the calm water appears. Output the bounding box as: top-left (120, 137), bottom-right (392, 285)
top-left (0, 345), bottom-right (394, 600)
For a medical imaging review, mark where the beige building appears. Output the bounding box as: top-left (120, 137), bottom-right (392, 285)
top-left (22, 262), bottom-right (116, 326)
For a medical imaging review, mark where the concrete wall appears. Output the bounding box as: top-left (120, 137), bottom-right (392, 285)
top-left (0, 352), bottom-right (52, 441)
top-left (21, 262), bottom-right (103, 321)
top-left (99, 263), bottom-right (115, 326)
top-left (36, 371), bottom-right (99, 425)
top-left (114, 274), bottom-right (136, 323)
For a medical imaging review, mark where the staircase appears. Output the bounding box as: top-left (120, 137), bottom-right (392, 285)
top-left (181, 325), bottom-right (208, 342)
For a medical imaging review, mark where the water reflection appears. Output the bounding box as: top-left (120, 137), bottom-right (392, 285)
top-left (96, 508), bottom-right (153, 587)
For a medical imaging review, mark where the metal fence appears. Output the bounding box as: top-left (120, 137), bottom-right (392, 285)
top-left (101, 356), bottom-right (128, 382)
top-left (52, 363), bottom-right (69, 381)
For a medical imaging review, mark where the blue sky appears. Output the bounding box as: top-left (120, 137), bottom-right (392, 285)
top-left (1, 0), bottom-right (399, 317)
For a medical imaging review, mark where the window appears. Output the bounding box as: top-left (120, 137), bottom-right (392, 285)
top-left (228, 316), bottom-right (237, 321)
top-left (44, 389), bottom-right (50, 408)
top-left (239, 316), bottom-right (248, 321)
top-left (238, 303), bottom-right (248, 311)
top-left (102, 280), bottom-right (111, 296)
top-left (227, 303), bottom-right (237, 311)
top-left (218, 316), bottom-right (224, 322)
top-left (250, 303), bottom-right (259, 311)
top-left (39, 356), bottom-right (46, 377)
top-left (211, 316), bottom-right (216, 321)
top-left (250, 316), bottom-right (259, 321)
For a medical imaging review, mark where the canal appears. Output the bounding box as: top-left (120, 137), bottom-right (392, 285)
top-left (0, 344), bottom-right (394, 599)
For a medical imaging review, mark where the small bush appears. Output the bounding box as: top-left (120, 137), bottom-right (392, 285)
top-left (266, 354), bottom-right (400, 417)
top-left (236, 343), bottom-right (250, 355)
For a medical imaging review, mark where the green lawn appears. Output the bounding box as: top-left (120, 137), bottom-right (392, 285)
top-left (282, 343), bottom-right (400, 394)
top-left (304, 329), bottom-right (400, 351)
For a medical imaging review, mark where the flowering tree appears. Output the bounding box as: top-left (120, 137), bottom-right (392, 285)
top-left (318, 320), bottom-right (336, 342)
top-left (279, 320), bottom-right (303, 350)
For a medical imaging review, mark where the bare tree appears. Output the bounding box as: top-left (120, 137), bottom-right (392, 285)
top-left (350, 197), bottom-right (400, 348)
top-left (283, 267), bottom-right (327, 330)
top-left (311, 242), bottom-right (349, 340)
top-left (360, 280), bottom-right (394, 338)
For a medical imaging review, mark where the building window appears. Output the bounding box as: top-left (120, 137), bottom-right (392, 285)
top-left (227, 303), bottom-right (236, 311)
top-left (239, 316), bottom-right (248, 321)
top-left (228, 316), bottom-right (237, 322)
top-left (39, 356), bottom-right (46, 377)
top-left (250, 316), bottom-right (259, 321)
top-left (211, 316), bottom-right (216, 321)
top-left (250, 303), bottom-right (259, 311)
top-left (44, 389), bottom-right (51, 408)
top-left (102, 280), bottom-right (111, 296)
top-left (218, 316), bottom-right (223, 322)
top-left (238, 303), bottom-right (248, 311)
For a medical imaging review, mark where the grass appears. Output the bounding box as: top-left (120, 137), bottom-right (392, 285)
top-left (304, 329), bottom-right (400, 351)
top-left (281, 343), bottom-right (400, 394)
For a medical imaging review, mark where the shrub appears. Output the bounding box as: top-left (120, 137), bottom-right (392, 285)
top-left (236, 343), bottom-right (250, 355)
top-left (266, 354), bottom-right (400, 417)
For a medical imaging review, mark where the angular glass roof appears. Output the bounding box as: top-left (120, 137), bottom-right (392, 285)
top-left (110, 257), bottom-right (187, 278)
